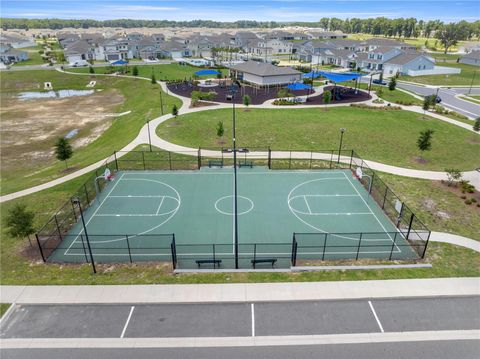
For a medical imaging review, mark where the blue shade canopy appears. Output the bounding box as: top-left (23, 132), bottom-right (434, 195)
top-left (110, 59), bottom-right (128, 65)
top-left (317, 71), bottom-right (365, 83)
top-left (302, 71), bottom-right (323, 79)
top-left (195, 69), bottom-right (221, 76)
top-left (286, 82), bottom-right (312, 90)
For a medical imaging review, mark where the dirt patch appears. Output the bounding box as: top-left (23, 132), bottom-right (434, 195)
top-left (0, 89), bottom-right (124, 173)
top-left (433, 180), bottom-right (480, 213)
top-left (190, 101), bottom-right (219, 108)
top-left (412, 156), bottom-right (428, 164)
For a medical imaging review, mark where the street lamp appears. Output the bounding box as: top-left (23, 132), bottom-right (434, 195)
top-left (468, 70), bottom-right (477, 95)
top-left (338, 128), bottom-right (346, 164)
top-left (159, 90), bottom-right (164, 115)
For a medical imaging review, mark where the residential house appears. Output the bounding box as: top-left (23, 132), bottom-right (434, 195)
top-left (159, 41), bottom-right (190, 59)
top-left (459, 51), bottom-right (480, 67)
top-left (229, 60), bottom-right (302, 86)
top-left (102, 38), bottom-right (131, 61)
top-left (0, 45), bottom-right (28, 63)
top-left (356, 47), bottom-right (404, 71)
top-left (0, 33), bottom-right (35, 48)
top-left (187, 36), bottom-right (216, 58)
top-left (307, 31), bottom-right (348, 40)
top-left (246, 39), bottom-right (293, 57)
top-left (64, 40), bottom-right (96, 63)
top-left (234, 31), bottom-right (259, 48)
top-left (383, 53), bottom-right (435, 76)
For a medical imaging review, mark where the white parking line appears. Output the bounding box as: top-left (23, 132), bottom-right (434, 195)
top-left (251, 303), bottom-right (255, 337)
top-left (368, 301), bottom-right (384, 333)
top-left (120, 306), bottom-right (135, 339)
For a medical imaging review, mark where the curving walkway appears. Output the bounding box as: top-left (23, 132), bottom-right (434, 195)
top-left (1, 69), bottom-right (479, 204)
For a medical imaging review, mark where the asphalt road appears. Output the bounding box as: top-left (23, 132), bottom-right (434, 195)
top-left (3, 341), bottom-right (480, 359)
top-left (1, 296), bottom-right (479, 339)
top-left (396, 82), bottom-right (480, 119)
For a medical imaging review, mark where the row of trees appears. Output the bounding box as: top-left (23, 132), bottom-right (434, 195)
top-left (1, 17), bottom-right (479, 40)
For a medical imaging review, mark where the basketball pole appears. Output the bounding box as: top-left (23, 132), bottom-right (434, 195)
top-left (232, 89), bottom-right (239, 270)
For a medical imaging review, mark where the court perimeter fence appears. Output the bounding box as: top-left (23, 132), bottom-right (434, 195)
top-left (35, 147), bottom-right (430, 270)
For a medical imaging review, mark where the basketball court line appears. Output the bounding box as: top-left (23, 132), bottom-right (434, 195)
top-left (155, 196), bottom-right (165, 215)
top-left (63, 172), bottom-right (126, 256)
top-left (303, 195), bottom-right (312, 214)
top-left (342, 172), bottom-right (402, 253)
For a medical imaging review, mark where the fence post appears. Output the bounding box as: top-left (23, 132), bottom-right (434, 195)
top-left (289, 151), bottom-right (292, 169)
top-left (421, 231), bottom-right (431, 259)
top-left (253, 244), bottom-right (257, 269)
top-left (349, 150), bottom-right (354, 168)
top-left (198, 148), bottom-right (202, 169)
top-left (291, 233), bottom-right (297, 266)
top-left (170, 234), bottom-right (177, 270)
top-left (381, 187), bottom-right (388, 209)
top-left (35, 234), bottom-right (46, 262)
top-left (114, 150), bottom-right (119, 171)
top-left (71, 200), bottom-right (77, 221)
top-left (54, 215), bottom-right (63, 241)
top-left (212, 244), bottom-right (216, 269)
top-left (389, 232), bottom-right (398, 260)
top-left (142, 151), bottom-right (146, 170)
top-left (309, 151), bottom-right (313, 169)
top-left (396, 203), bottom-right (404, 228)
top-left (406, 213), bottom-right (415, 240)
top-left (80, 234), bottom-right (89, 263)
top-left (322, 233), bottom-right (328, 261)
top-left (125, 235), bottom-right (133, 263)
top-left (369, 173), bottom-right (375, 194)
top-left (84, 184), bottom-right (90, 205)
top-left (355, 233), bottom-right (363, 260)
top-left (329, 150), bottom-right (333, 169)
top-left (268, 147), bottom-right (271, 169)
top-left (168, 151), bottom-right (172, 170)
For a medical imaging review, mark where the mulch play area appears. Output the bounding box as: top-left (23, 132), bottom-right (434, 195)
top-left (167, 79), bottom-right (371, 105)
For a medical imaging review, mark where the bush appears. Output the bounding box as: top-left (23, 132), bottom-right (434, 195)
top-left (350, 103), bottom-right (401, 111)
top-left (277, 88), bottom-right (292, 98)
top-left (460, 195), bottom-right (467, 199)
top-left (273, 99), bottom-right (299, 106)
top-left (471, 198), bottom-right (477, 203)
top-left (465, 199), bottom-right (472, 205)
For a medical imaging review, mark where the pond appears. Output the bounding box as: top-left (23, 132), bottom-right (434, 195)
top-left (17, 89), bottom-right (95, 100)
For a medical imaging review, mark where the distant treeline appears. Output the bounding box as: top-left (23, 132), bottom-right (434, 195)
top-left (1, 17), bottom-right (479, 39)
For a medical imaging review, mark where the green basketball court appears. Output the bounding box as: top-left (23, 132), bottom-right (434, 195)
top-left (48, 167), bottom-right (422, 268)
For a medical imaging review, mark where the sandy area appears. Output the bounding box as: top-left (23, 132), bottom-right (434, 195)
top-left (0, 89), bottom-right (124, 171)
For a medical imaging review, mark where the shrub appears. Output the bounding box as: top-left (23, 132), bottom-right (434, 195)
top-left (445, 168), bottom-right (462, 186)
top-left (460, 195), bottom-right (467, 199)
top-left (350, 103), bottom-right (401, 111)
top-left (471, 198), bottom-right (477, 203)
top-left (465, 199), bottom-right (472, 205)
top-left (277, 88), bottom-right (292, 98)
top-left (273, 99), bottom-right (299, 106)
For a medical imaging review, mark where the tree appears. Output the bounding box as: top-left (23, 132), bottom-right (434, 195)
top-left (172, 104), bottom-right (178, 117)
top-left (473, 117), bottom-right (480, 132)
top-left (422, 97), bottom-right (430, 119)
top-left (54, 137), bottom-right (73, 169)
top-left (216, 120), bottom-right (224, 137)
top-left (132, 66), bottom-right (139, 76)
top-left (388, 77), bottom-right (396, 91)
top-left (243, 95), bottom-right (250, 110)
top-left (417, 129), bottom-right (434, 159)
top-left (436, 23), bottom-right (463, 54)
top-left (445, 168), bottom-right (463, 186)
top-left (151, 72), bottom-right (156, 84)
top-left (5, 204), bottom-right (35, 246)
top-left (323, 90), bottom-right (332, 111)
top-left (89, 66), bottom-right (94, 74)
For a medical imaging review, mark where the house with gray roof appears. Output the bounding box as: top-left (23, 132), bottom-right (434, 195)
top-left (64, 40), bottom-right (96, 63)
top-left (459, 51), bottom-right (480, 67)
top-left (229, 60), bottom-right (301, 86)
top-left (159, 41), bottom-right (190, 59)
top-left (0, 46), bottom-right (28, 64)
top-left (307, 31), bottom-right (347, 40)
top-left (383, 53), bottom-right (435, 76)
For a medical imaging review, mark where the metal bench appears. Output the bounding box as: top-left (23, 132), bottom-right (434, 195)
top-left (238, 160), bottom-right (253, 168)
top-left (196, 259), bottom-right (222, 268)
top-left (208, 160), bottom-right (223, 168)
top-left (251, 258), bottom-right (277, 269)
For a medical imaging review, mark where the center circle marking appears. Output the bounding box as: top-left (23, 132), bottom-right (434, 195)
top-left (215, 195), bottom-right (254, 216)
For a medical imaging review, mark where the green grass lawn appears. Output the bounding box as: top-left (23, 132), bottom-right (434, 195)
top-left (401, 63), bottom-right (480, 86)
top-left (12, 45), bottom-right (47, 66)
top-left (355, 82), bottom-right (422, 105)
top-left (157, 107), bottom-right (480, 171)
top-left (460, 94), bottom-right (480, 105)
top-left (70, 63), bottom-right (229, 81)
top-left (0, 304), bottom-right (11, 317)
top-left (0, 70), bottom-right (181, 195)
top-left (0, 165), bottom-right (478, 284)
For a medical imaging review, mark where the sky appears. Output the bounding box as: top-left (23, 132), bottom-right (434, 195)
top-left (1, 0), bottom-right (479, 23)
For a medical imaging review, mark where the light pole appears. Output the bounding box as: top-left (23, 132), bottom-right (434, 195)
top-left (468, 70), bottom-right (477, 95)
top-left (147, 120), bottom-right (152, 152)
top-left (72, 197), bottom-right (96, 274)
top-left (338, 128), bottom-right (346, 164)
top-left (159, 90), bottom-right (164, 115)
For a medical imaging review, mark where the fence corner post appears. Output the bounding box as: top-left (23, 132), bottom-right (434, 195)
top-left (35, 234), bottom-right (46, 262)
top-left (114, 150), bottom-right (119, 171)
top-left (198, 147), bottom-right (202, 169)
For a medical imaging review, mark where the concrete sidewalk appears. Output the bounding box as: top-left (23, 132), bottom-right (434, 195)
top-left (1, 278), bottom-right (478, 305)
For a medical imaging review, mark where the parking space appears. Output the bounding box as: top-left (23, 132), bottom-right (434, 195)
top-left (372, 296), bottom-right (480, 332)
top-left (125, 303), bottom-right (251, 338)
top-left (255, 301), bottom-right (379, 336)
top-left (1, 297), bottom-right (479, 339)
top-left (0, 304), bottom-right (130, 338)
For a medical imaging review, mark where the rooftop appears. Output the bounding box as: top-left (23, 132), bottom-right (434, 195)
top-left (229, 60), bottom-right (301, 76)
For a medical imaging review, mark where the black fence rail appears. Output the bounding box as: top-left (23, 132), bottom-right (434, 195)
top-left (35, 147), bottom-right (430, 269)
top-left (292, 231), bottom-right (425, 265)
